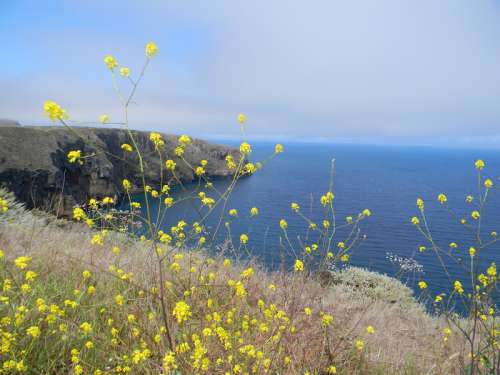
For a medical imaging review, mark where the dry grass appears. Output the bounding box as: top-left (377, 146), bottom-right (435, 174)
top-left (0, 211), bottom-right (467, 374)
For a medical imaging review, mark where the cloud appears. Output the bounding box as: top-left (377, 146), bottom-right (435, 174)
top-left (2, 0), bottom-right (500, 144)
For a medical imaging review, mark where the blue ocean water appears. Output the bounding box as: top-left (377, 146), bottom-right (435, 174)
top-left (133, 141), bottom-right (500, 301)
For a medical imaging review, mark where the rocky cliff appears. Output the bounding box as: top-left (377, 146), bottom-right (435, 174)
top-left (0, 126), bottom-right (239, 216)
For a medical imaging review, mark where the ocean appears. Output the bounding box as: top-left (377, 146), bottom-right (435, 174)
top-left (131, 141), bottom-right (500, 302)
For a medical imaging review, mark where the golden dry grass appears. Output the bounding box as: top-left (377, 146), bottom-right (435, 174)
top-left (0, 212), bottom-right (468, 374)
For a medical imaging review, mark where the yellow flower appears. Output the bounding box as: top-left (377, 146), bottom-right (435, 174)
top-left (454, 280), bottom-right (464, 294)
top-left (119, 67), bottom-right (130, 77)
top-left (291, 202), bottom-right (300, 212)
top-left (327, 366), bottom-right (337, 374)
top-left (486, 262), bottom-right (497, 277)
top-left (226, 154), bottom-right (236, 169)
top-left (475, 159), bottom-right (485, 170)
top-left (320, 191), bottom-right (334, 206)
top-left (172, 301), bottom-right (192, 324)
top-left (16, 361), bottom-right (26, 372)
top-left (67, 150), bottom-right (82, 164)
top-left (115, 294), bottom-right (124, 306)
top-left (362, 208), bottom-right (371, 217)
top-left (121, 143), bottom-right (133, 152)
top-left (366, 325), bottom-right (375, 334)
top-left (418, 281), bottom-right (427, 289)
top-left (484, 179), bottom-right (493, 189)
top-left (164, 351), bottom-right (177, 371)
top-left (241, 267), bottom-right (254, 279)
top-left (21, 283), bottom-right (31, 293)
top-left (411, 216), bottom-right (420, 225)
top-left (26, 326), bottom-right (41, 338)
top-left (175, 146), bottom-right (184, 156)
top-left (471, 211), bottom-right (480, 220)
top-left (178, 134), bottom-right (191, 146)
top-left (240, 142), bottom-right (252, 154)
top-left (250, 207), bottom-right (259, 216)
top-left (240, 233), bottom-right (249, 244)
top-left (437, 193), bottom-right (447, 204)
top-left (102, 197), bottom-right (114, 205)
top-left (79, 322), bottom-right (92, 334)
top-left (275, 144), bottom-right (284, 153)
top-left (85, 341), bottom-right (94, 349)
top-left (244, 162), bottom-right (257, 174)
top-left (43, 100), bottom-right (67, 121)
top-left (15, 256), bottom-right (32, 269)
top-left (82, 270), bottom-right (91, 279)
top-left (122, 179), bottom-right (131, 191)
top-left (0, 199), bottom-right (8, 213)
top-left (104, 55), bottom-right (118, 70)
top-left (150, 132), bottom-right (164, 148)
top-left (164, 197), bottom-right (174, 208)
top-left (127, 314), bottom-right (136, 324)
top-left (145, 41), bottom-right (158, 58)
top-left (294, 259), bottom-right (304, 272)
top-left (304, 307), bottom-right (312, 316)
top-left (321, 313), bottom-right (333, 326)
top-left (165, 159), bottom-right (176, 171)
top-left (99, 114), bottom-right (109, 124)
top-left (280, 219), bottom-right (288, 230)
top-left (355, 340), bottom-right (365, 350)
top-left (416, 198), bottom-right (424, 210)
top-left (469, 247), bottom-right (476, 257)
top-left (237, 113), bottom-right (246, 124)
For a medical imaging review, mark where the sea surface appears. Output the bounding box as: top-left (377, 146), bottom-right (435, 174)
top-left (131, 141), bottom-right (500, 303)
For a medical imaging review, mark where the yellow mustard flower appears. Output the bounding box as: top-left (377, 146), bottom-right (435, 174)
top-left (104, 55), bottom-right (118, 70)
top-left (294, 259), bottom-right (304, 272)
top-left (237, 113), bottom-right (246, 124)
top-left (172, 301), bottom-right (192, 324)
top-left (44, 100), bottom-right (67, 121)
top-left (119, 67), bottom-right (130, 77)
top-left (145, 41), bottom-right (158, 58)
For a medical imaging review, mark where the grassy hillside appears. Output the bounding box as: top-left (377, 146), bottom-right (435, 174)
top-left (0, 198), bottom-right (466, 374)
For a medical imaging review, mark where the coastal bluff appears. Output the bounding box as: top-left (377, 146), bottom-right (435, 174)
top-left (0, 126), bottom-right (239, 216)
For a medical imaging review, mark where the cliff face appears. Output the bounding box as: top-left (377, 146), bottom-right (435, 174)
top-left (0, 126), bottom-right (239, 216)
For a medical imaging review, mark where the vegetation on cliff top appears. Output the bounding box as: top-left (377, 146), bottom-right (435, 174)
top-left (0, 200), bottom-right (465, 374)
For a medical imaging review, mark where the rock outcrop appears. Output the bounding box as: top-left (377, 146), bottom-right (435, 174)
top-left (0, 126), bottom-right (239, 216)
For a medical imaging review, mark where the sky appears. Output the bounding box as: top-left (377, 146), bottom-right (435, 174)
top-left (1, 0), bottom-right (500, 146)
